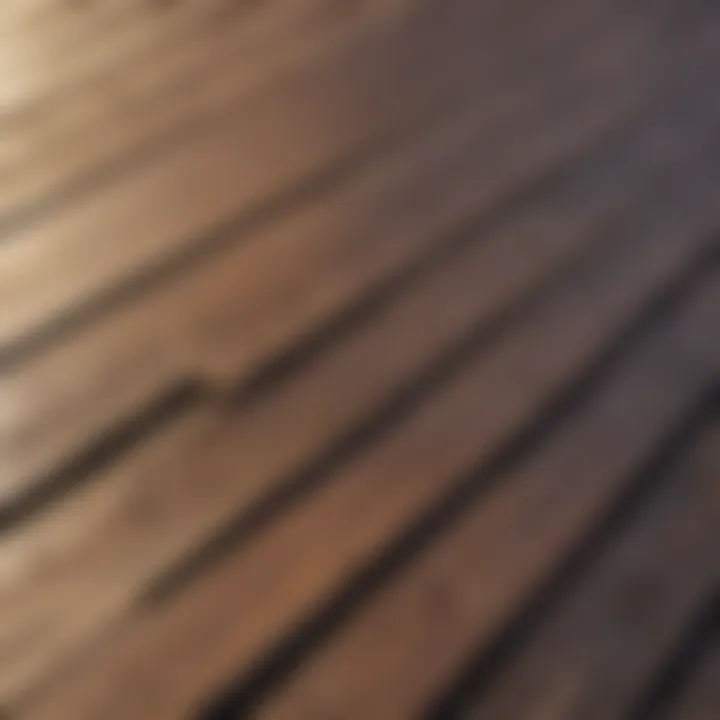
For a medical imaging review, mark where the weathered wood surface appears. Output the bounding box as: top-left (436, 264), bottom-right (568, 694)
top-left (1, 1), bottom-right (719, 718)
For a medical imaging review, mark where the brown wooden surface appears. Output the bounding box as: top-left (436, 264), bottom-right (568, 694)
top-left (463, 417), bottom-right (720, 720)
top-left (1, 1), bottom-right (719, 719)
top-left (661, 638), bottom-right (720, 720)
top-left (197, 279), bottom-right (720, 720)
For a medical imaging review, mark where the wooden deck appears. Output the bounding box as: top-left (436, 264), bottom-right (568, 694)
top-left (1, 1), bottom-right (719, 718)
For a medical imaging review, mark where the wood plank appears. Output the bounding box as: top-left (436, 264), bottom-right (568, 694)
top-left (0, 0), bottom-right (420, 198)
top-left (16, 181), bottom-right (720, 719)
top-left (0, 0), bottom-right (596, 226)
top-left (3, 0), bottom-right (719, 502)
top-left (0, 0), bottom-right (409, 133)
top-left (0, 0), bottom-right (237, 112)
top-left (0, 0), bottom-right (712, 349)
top-left (0, 0), bottom-right (635, 134)
top-left (0, 115), bottom-right (639, 702)
top-left (6, 23), bottom-right (720, 562)
top-left (661, 640), bottom-right (720, 720)
top-left (256, 295), bottom-right (720, 720)
top-left (461, 424), bottom-right (720, 720)
top-left (6, 0), bottom-right (702, 170)
top-left (0, 0), bottom-right (694, 218)
top-left (0, 0), bottom-right (529, 343)
top-left (0, 0), bottom-right (414, 186)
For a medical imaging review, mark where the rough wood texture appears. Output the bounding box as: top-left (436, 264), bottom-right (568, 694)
top-left (1, 1), bottom-right (719, 719)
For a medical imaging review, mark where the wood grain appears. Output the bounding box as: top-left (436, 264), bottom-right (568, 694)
top-left (15, 187), bottom-right (720, 718)
top-left (1, 0), bottom-right (713, 349)
top-left (0, 119), bottom-right (635, 703)
top-left (661, 639), bottom-right (720, 720)
top-left (1, 2), bottom-right (719, 718)
top-left (463, 422), bottom-right (720, 720)
top-left (0, 0), bottom-right (417, 214)
top-left (259, 284), bottom-right (720, 720)
top-left (4, 0), bottom-right (720, 512)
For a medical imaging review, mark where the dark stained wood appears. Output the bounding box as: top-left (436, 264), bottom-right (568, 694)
top-left (462, 424), bottom-right (720, 720)
top-left (661, 640), bottom-right (720, 720)
top-left (257, 283), bottom-right (720, 720)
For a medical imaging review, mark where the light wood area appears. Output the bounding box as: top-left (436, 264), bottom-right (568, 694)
top-left (1, 1), bottom-right (719, 719)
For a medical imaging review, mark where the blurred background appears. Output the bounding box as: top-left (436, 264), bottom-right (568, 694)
top-left (0, 1), bottom-right (719, 718)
